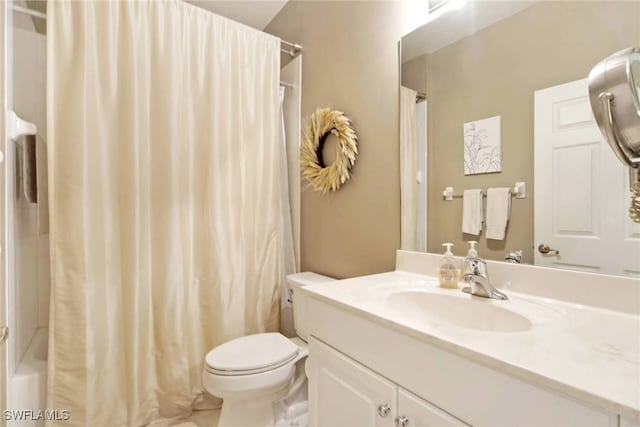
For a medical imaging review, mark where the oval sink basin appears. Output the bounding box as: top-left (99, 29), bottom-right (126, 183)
top-left (386, 291), bottom-right (532, 332)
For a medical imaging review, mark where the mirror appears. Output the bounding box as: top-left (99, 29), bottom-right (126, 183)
top-left (399, 0), bottom-right (640, 277)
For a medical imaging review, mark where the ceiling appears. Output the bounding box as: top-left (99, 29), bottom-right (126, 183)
top-left (186, 0), bottom-right (288, 30)
top-left (401, 0), bottom-right (537, 62)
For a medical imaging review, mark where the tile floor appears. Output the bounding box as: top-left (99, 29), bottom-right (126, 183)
top-left (172, 409), bottom-right (220, 427)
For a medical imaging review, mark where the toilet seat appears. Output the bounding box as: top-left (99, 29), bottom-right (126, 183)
top-left (205, 333), bottom-right (300, 376)
top-left (203, 334), bottom-right (308, 399)
top-left (205, 352), bottom-right (298, 376)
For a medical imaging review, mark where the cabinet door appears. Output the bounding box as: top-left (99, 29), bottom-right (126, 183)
top-left (308, 337), bottom-right (396, 427)
top-left (397, 388), bottom-right (469, 427)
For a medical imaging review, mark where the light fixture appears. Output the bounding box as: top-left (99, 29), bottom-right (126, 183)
top-left (426, 0), bottom-right (468, 24)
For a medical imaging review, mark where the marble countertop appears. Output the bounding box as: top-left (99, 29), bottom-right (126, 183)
top-left (301, 271), bottom-right (640, 421)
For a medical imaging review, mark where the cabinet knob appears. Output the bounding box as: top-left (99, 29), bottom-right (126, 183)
top-left (395, 415), bottom-right (409, 427)
top-left (377, 403), bottom-right (391, 417)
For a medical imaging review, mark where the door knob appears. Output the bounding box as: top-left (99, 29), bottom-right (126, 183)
top-left (395, 415), bottom-right (409, 427)
top-left (377, 404), bottom-right (391, 417)
top-left (538, 244), bottom-right (559, 255)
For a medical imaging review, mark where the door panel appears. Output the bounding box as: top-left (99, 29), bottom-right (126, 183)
top-left (308, 337), bottom-right (396, 427)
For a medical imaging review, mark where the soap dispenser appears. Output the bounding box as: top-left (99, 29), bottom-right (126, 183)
top-left (466, 241), bottom-right (479, 259)
top-left (439, 243), bottom-right (460, 289)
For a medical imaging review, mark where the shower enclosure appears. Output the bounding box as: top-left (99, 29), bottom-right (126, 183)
top-left (1, 1), bottom-right (49, 426)
top-left (0, 1), bottom-right (303, 424)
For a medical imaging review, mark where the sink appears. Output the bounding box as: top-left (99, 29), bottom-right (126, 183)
top-left (386, 291), bottom-right (532, 332)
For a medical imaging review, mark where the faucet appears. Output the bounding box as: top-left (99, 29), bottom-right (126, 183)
top-left (461, 256), bottom-right (508, 300)
top-left (505, 250), bottom-right (523, 264)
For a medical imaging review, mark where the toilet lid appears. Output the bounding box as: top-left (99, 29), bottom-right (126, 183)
top-left (205, 333), bottom-right (299, 373)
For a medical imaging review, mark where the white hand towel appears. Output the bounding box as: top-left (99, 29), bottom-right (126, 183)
top-left (486, 187), bottom-right (511, 240)
top-left (462, 189), bottom-right (483, 235)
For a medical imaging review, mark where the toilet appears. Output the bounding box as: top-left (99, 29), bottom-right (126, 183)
top-left (202, 272), bottom-right (334, 427)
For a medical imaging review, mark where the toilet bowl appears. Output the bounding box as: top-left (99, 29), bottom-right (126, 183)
top-left (202, 272), bottom-right (334, 427)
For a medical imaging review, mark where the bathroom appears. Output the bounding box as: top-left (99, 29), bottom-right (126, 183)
top-left (0, 0), bottom-right (639, 426)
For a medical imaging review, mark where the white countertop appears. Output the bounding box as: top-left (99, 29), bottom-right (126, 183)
top-left (302, 271), bottom-right (640, 421)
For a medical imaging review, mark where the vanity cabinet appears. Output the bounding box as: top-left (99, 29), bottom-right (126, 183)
top-left (305, 297), bottom-right (621, 427)
top-left (308, 337), bottom-right (468, 427)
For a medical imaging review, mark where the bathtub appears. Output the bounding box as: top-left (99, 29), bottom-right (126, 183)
top-left (8, 328), bottom-right (48, 427)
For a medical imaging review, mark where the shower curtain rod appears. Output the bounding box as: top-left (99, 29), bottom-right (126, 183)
top-left (280, 39), bottom-right (302, 57)
top-left (12, 4), bottom-right (46, 20)
top-left (12, 4), bottom-right (304, 58)
top-left (281, 40), bottom-right (301, 50)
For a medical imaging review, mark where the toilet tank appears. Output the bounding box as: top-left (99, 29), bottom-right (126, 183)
top-left (286, 272), bottom-right (335, 342)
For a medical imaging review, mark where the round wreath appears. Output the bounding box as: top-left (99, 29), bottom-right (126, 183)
top-left (300, 108), bottom-right (358, 193)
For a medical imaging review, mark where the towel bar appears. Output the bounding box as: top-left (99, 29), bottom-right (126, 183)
top-left (443, 182), bottom-right (526, 201)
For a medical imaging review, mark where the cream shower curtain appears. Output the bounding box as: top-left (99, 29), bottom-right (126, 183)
top-left (47, 1), bottom-right (281, 425)
top-left (400, 86), bottom-right (418, 251)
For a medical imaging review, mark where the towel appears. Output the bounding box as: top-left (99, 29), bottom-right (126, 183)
top-left (36, 136), bottom-right (49, 235)
top-left (22, 134), bottom-right (37, 203)
top-left (462, 189), bottom-right (483, 235)
top-left (486, 187), bottom-right (511, 240)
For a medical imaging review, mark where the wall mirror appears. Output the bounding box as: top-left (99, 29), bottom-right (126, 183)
top-left (399, 0), bottom-right (640, 277)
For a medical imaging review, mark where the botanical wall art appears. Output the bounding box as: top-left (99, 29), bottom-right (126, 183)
top-left (463, 115), bottom-right (502, 175)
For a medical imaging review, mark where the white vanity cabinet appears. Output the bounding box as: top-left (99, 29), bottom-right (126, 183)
top-left (308, 337), bottom-right (468, 427)
top-left (304, 296), bottom-right (623, 427)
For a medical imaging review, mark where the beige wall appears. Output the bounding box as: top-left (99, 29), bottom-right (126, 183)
top-left (266, 2), bottom-right (417, 278)
top-left (409, 1), bottom-right (640, 262)
top-left (401, 53), bottom-right (428, 95)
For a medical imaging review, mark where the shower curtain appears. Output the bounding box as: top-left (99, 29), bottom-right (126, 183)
top-left (400, 86), bottom-right (418, 251)
top-left (47, 1), bottom-right (282, 425)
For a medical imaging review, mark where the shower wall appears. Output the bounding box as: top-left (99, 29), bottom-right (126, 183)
top-left (9, 20), bottom-right (48, 375)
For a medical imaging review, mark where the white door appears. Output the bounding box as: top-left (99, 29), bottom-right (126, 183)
top-left (534, 79), bottom-right (640, 277)
top-left (396, 388), bottom-right (468, 427)
top-left (308, 337), bottom-right (396, 427)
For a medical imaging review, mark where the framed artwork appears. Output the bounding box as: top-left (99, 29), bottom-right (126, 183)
top-left (463, 115), bottom-right (502, 175)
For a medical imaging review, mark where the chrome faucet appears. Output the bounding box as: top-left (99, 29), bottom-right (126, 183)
top-left (505, 250), bottom-right (523, 264)
top-left (461, 256), bottom-right (508, 300)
